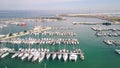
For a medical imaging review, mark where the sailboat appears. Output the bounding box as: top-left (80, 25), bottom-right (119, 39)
top-left (52, 52), bottom-right (56, 60)
top-left (52, 45), bottom-right (56, 60)
top-left (38, 51), bottom-right (45, 62)
top-left (32, 51), bottom-right (39, 62)
top-left (62, 49), bottom-right (68, 62)
top-left (69, 51), bottom-right (77, 61)
top-left (46, 49), bottom-right (50, 60)
top-left (57, 50), bottom-right (62, 60)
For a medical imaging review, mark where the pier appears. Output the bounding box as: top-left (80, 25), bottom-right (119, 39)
top-left (72, 22), bottom-right (113, 25)
top-left (0, 26), bottom-right (51, 40)
top-left (72, 22), bottom-right (102, 25)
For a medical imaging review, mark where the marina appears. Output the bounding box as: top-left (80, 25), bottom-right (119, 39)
top-left (0, 10), bottom-right (120, 68)
top-left (1, 38), bottom-right (79, 45)
top-left (1, 0), bottom-right (120, 67)
top-left (0, 48), bottom-right (84, 62)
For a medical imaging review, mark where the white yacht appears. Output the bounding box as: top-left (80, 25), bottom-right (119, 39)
top-left (69, 53), bottom-right (77, 61)
top-left (38, 52), bottom-right (45, 62)
top-left (1, 52), bottom-right (9, 58)
top-left (21, 52), bottom-right (29, 60)
top-left (18, 52), bottom-right (24, 57)
top-left (80, 53), bottom-right (84, 60)
top-left (52, 52), bottom-right (56, 60)
top-left (18, 48), bottom-right (24, 57)
top-left (57, 50), bottom-right (62, 60)
top-left (32, 51), bottom-right (39, 62)
top-left (46, 52), bottom-right (51, 60)
top-left (46, 49), bottom-right (50, 60)
top-left (63, 53), bottom-right (68, 62)
top-left (11, 52), bottom-right (19, 58)
top-left (104, 40), bottom-right (113, 45)
top-left (28, 52), bottom-right (33, 61)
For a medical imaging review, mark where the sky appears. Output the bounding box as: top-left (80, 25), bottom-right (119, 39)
top-left (0, 0), bottom-right (120, 10)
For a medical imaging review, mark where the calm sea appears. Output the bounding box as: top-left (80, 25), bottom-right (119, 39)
top-left (0, 10), bottom-right (120, 68)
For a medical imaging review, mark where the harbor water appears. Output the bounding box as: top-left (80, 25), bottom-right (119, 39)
top-left (0, 11), bottom-right (120, 68)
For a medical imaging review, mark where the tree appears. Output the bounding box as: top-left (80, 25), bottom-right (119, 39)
top-left (24, 30), bottom-right (27, 33)
top-left (9, 33), bottom-right (13, 36)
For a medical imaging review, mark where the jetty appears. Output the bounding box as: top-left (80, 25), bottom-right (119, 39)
top-left (0, 26), bottom-right (51, 40)
top-left (59, 13), bottom-right (120, 24)
top-left (72, 22), bottom-right (112, 25)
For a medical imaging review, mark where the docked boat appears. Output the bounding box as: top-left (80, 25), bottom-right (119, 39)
top-left (28, 53), bottom-right (33, 61)
top-left (11, 52), bottom-right (19, 58)
top-left (63, 53), bottom-right (68, 62)
top-left (80, 53), bottom-right (84, 60)
top-left (46, 52), bottom-right (51, 60)
top-left (21, 52), bottom-right (29, 60)
top-left (52, 52), bottom-right (56, 60)
top-left (18, 52), bottom-right (24, 57)
top-left (38, 52), bottom-right (45, 62)
top-left (69, 53), bottom-right (77, 61)
top-left (1, 52), bottom-right (9, 58)
top-left (32, 52), bottom-right (39, 62)
top-left (115, 49), bottom-right (120, 54)
top-left (103, 40), bottom-right (113, 45)
top-left (57, 50), bottom-right (62, 60)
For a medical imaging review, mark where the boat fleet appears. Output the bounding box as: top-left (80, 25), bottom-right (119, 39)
top-left (0, 48), bottom-right (14, 58)
top-left (91, 27), bottom-right (120, 31)
top-left (91, 27), bottom-right (120, 37)
top-left (41, 31), bottom-right (76, 36)
top-left (0, 23), bottom-right (84, 63)
top-left (0, 48), bottom-right (84, 63)
top-left (103, 40), bottom-right (120, 46)
top-left (96, 31), bottom-right (120, 37)
top-left (1, 38), bottom-right (79, 45)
